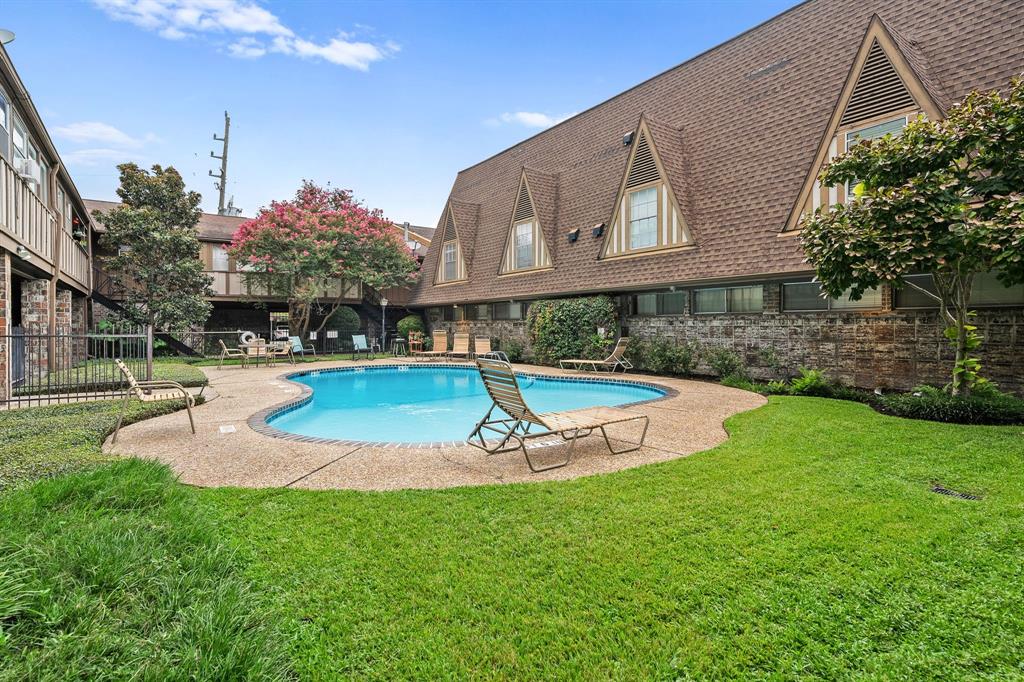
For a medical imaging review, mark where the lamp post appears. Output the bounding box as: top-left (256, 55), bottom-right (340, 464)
top-left (381, 297), bottom-right (389, 352)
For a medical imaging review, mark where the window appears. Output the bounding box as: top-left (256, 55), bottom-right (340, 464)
top-left (514, 221), bottom-right (534, 269)
top-left (464, 304), bottom-right (490, 321)
top-left (211, 245), bottom-right (230, 272)
top-left (628, 187), bottom-right (657, 249)
top-left (844, 116), bottom-right (908, 200)
top-left (492, 301), bottom-right (525, 320)
top-left (631, 291), bottom-right (685, 316)
top-left (895, 273), bottom-right (1024, 308)
top-left (0, 88), bottom-right (9, 159)
top-left (783, 282), bottom-right (882, 311)
top-left (694, 286), bottom-right (763, 314)
top-left (442, 306), bottom-right (461, 322)
top-left (442, 242), bottom-right (457, 281)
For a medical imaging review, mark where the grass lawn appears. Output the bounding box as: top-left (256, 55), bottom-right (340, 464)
top-left (2, 396), bottom-right (1022, 678)
top-left (202, 398), bottom-right (1024, 679)
top-left (15, 361), bottom-right (208, 397)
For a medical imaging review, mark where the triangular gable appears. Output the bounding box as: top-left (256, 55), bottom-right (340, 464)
top-left (434, 202), bottom-right (468, 284)
top-left (783, 15), bottom-right (944, 232)
top-left (499, 169), bottom-right (554, 273)
top-left (600, 116), bottom-right (693, 259)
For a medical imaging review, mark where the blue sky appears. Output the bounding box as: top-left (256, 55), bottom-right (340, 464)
top-left (5, 0), bottom-right (799, 227)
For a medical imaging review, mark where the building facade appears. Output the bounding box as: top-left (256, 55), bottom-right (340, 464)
top-left (0, 44), bottom-right (95, 401)
top-left (411, 0), bottom-right (1024, 391)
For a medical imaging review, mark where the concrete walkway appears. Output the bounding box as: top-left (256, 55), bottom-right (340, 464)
top-left (104, 359), bottom-right (766, 491)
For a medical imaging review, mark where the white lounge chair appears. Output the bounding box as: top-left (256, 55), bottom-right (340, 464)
top-left (112, 358), bottom-right (195, 444)
top-left (559, 337), bottom-right (633, 373)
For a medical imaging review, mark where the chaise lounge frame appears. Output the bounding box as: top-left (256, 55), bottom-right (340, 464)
top-left (559, 337), bottom-right (633, 373)
top-left (112, 358), bottom-right (195, 444)
top-left (467, 357), bottom-right (649, 472)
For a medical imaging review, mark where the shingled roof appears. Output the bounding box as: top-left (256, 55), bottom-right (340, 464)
top-left (84, 199), bottom-right (248, 241)
top-left (412, 0), bottom-right (1024, 306)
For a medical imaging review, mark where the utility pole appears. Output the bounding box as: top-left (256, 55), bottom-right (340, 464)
top-left (209, 111), bottom-right (230, 215)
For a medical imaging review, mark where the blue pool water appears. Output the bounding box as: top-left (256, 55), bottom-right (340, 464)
top-left (267, 366), bottom-right (664, 443)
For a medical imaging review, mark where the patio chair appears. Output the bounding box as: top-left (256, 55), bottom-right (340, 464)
top-left (351, 334), bottom-right (375, 361)
top-left (559, 337), bottom-right (633, 373)
top-left (448, 332), bottom-right (471, 361)
top-left (267, 341), bottom-right (295, 365)
top-left (411, 330), bottom-right (449, 361)
top-left (289, 335), bottom-right (316, 357)
top-left (217, 339), bottom-right (248, 369)
top-left (467, 357), bottom-right (649, 472)
top-left (473, 337), bottom-right (509, 362)
top-left (112, 358), bottom-right (195, 444)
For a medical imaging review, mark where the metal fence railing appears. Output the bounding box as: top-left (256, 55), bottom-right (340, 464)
top-left (2, 324), bottom-right (151, 408)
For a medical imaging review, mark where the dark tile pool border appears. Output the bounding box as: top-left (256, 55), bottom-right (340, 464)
top-left (247, 362), bottom-right (677, 449)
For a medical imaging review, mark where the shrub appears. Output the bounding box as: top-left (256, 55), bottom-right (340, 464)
top-left (631, 337), bottom-right (698, 376)
top-left (397, 314), bottom-right (425, 340)
top-left (874, 387), bottom-right (1024, 425)
top-left (499, 339), bottom-right (525, 363)
top-left (527, 296), bottom-right (617, 366)
top-left (788, 367), bottom-right (832, 397)
top-left (325, 305), bottom-right (361, 332)
top-left (705, 346), bottom-right (745, 379)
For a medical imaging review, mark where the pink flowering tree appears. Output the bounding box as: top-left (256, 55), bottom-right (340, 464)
top-left (229, 182), bottom-right (419, 336)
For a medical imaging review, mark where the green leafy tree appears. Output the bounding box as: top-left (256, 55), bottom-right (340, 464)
top-left (229, 182), bottom-right (419, 336)
top-left (93, 164), bottom-right (213, 330)
top-left (801, 78), bottom-right (1024, 395)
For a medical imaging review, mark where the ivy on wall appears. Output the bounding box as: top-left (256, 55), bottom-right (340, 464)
top-left (526, 296), bottom-right (618, 365)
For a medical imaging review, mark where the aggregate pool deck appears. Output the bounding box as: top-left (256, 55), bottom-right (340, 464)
top-left (104, 359), bottom-right (766, 491)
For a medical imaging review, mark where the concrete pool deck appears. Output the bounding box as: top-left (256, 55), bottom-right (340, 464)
top-left (104, 359), bottom-right (766, 491)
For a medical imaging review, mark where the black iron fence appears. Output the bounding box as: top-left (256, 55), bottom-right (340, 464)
top-left (2, 324), bottom-right (151, 408)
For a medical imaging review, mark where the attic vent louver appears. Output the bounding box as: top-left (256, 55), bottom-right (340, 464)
top-left (441, 209), bottom-right (457, 241)
top-left (626, 132), bottom-right (659, 188)
top-left (513, 181), bottom-right (534, 222)
top-left (839, 40), bottom-right (915, 126)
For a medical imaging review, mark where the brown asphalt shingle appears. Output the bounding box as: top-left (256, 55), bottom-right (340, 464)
top-left (412, 0), bottom-right (1024, 306)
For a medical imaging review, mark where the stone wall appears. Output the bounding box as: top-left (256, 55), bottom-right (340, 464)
top-left (71, 294), bottom-right (88, 363)
top-left (54, 289), bottom-right (72, 374)
top-left (21, 279), bottom-right (49, 384)
top-left (423, 282), bottom-right (1024, 393)
top-left (425, 308), bottom-right (530, 359)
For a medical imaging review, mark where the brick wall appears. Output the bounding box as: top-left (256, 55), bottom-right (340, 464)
top-left (71, 294), bottom-right (88, 363)
top-left (21, 279), bottom-right (49, 383)
top-left (54, 289), bottom-right (72, 374)
top-left (424, 282), bottom-right (1024, 393)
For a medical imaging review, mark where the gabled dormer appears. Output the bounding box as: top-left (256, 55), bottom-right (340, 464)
top-left (499, 169), bottom-right (553, 274)
top-left (600, 116), bottom-right (693, 259)
top-left (434, 203), bottom-right (468, 284)
top-left (785, 15), bottom-right (944, 231)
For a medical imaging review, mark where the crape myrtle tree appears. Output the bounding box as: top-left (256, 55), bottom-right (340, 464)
top-left (93, 164), bottom-right (213, 330)
top-left (229, 182), bottom-right (419, 337)
top-left (801, 77), bottom-right (1024, 396)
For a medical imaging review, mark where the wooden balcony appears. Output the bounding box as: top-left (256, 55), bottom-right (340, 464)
top-left (204, 271), bottom-right (362, 302)
top-left (1, 156), bottom-right (92, 293)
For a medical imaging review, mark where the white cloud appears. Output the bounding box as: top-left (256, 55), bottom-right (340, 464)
top-left (53, 121), bottom-right (156, 148)
top-left (228, 36), bottom-right (266, 58)
top-left (62, 148), bottom-right (143, 166)
top-left (487, 111), bottom-right (577, 129)
top-left (93, 0), bottom-right (397, 70)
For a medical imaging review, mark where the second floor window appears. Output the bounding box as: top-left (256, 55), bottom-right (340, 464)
top-left (628, 187), bottom-right (657, 250)
top-left (443, 242), bottom-right (457, 281)
top-left (514, 221), bottom-right (534, 269)
top-left (212, 245), bottom-right (230, 272)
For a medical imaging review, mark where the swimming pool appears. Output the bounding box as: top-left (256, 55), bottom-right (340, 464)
top-left (263, 365), bottom-right (666, 444)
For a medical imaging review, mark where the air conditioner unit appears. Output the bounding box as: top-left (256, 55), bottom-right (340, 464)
top-left (17, 159), bottom-right (40, 183)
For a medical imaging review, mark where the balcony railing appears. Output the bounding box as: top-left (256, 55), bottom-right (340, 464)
top-left (60, 230), bottom-right (90, 288)
top-left (1, 155), bottom-right (55, 263)
top-left (205, 271), bottom-right (362, 300)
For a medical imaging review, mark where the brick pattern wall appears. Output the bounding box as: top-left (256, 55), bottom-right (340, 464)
top-left (0, 253), bottom-right (10, 401)
top-left (425, 282), bottom-right (1024, 393)
top-left (71, 294), bottom-right (88, 363)
top-left (21, 279), bottom-right (50, 383)
top-left (54, 289), bottom-right (73, 373)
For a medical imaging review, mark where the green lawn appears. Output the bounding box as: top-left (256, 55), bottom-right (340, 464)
top-left (2, 397), bottom-right (1023, 679)
top-left (203, 398), bottom-right (1024, 679)
top-left (15, 361), bottom-right (208, 397)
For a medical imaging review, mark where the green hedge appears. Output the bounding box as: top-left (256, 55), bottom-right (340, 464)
top-left (874, 386), bottom-right (1024, 425)
top-left (397, 315), bottom-right (425, 340)
top-left (325, 306), bottom-right (361, 332)
top-left (527, 296), bottom-right (618, 365)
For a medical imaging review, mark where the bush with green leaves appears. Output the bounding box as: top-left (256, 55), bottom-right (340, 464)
top-left (497, 338), bottom-right (525, 363)
top-left (788, 367), bottom-right (832, 397)
top-left (705, 346), bottom-right (746, 379)
top-left (526, 296), bottom-right (617, 365)
top-left (396, 315), bottom-right (425, 340)
top-left (324, 305), bottom-right (361, 332)
top-left (631, 337), bottom-right (698, 376)
top-left (874, 384), bottom-right (1024, 425)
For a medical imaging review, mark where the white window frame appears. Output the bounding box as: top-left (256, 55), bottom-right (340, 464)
top-left (211, 244), bottom-right (230, 272)
top-left (513, 221), bottom-right (534, 270)
top-left (628, 186), bottom-right (658, 250)
top-left (442, 241), bottom-right (457, 281)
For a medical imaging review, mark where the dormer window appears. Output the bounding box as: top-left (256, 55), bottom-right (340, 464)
top-left (435, 204), bottom-right (468, 284)
top-left (443, 242), bottom-right (457, 281)
top-left (500, 170), bottom-right (552, 274)
top-left (514, 221), bottom-right (534, 269)
top-left (628, 187), bottom-right (658, 249)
